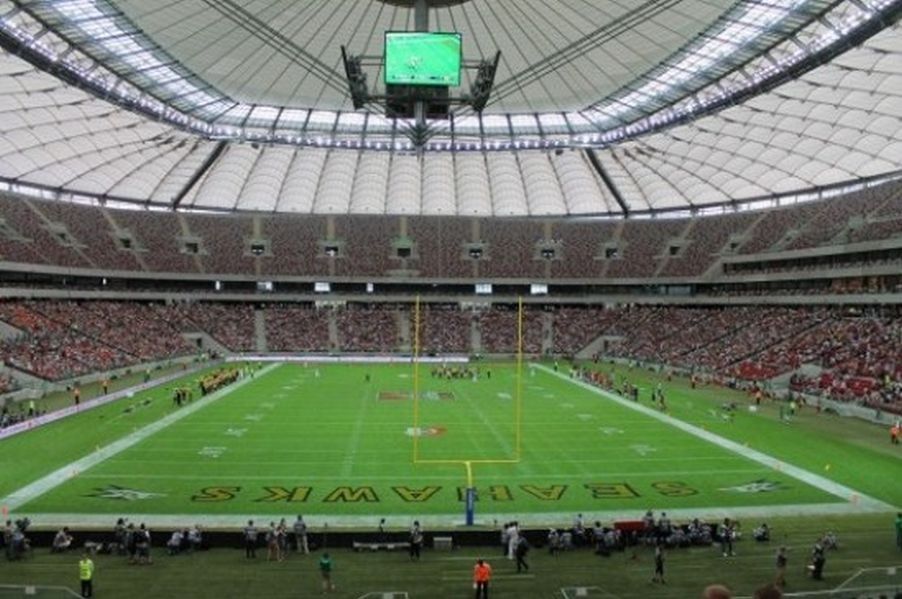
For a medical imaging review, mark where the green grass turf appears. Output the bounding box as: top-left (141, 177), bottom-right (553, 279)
top-left (0, 365), bottom-right (223, 499)
top-left (590, 362), bottom-right (902, 508)
top-left (0, 514), bottom-right (899, 598)
top-left (6, 362), bottom-right (874, 520)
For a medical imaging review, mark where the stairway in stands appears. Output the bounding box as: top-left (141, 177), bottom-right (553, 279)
top-left (254, 307), bottom-right (267, 352)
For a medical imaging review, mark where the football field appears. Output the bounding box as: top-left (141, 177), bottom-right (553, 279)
top-left (2, 361), bottom-right (896, 527)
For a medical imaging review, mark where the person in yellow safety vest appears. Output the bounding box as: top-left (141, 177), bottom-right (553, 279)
top-left (78, 551), bottom-right (94, 598)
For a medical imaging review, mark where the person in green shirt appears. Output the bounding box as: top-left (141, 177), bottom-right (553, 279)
top-left (78, 551), bottom-right (94, 598)
top-left (319, 552), bottom-right (334, 593)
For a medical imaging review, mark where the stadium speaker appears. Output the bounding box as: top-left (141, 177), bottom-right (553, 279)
top-left (341, 46), bottom-right (370, 110)
top-left (469, 51), bottom-right (500, 113)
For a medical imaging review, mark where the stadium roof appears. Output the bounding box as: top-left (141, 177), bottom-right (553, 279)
top-left (0, 0), bottom-right (900, 214)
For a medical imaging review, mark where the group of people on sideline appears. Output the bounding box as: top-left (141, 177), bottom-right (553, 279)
top-left (242, 515), bottom-right (309, 561)
top-left (1, 511), bottom-right (898, 598)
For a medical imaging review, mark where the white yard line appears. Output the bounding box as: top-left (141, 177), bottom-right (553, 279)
top-left (535, 364), bottom-right (893, 512)
top-left (2, 364), bottom-right (280, 512)
top-left (340, 383), bottom-right (373, 478)
top-left (74, 467), bottom-right (766, 481)
top-left (71, 447), bottom-right (745, 462)
top-left (455, 383), bottom-right (530, 473)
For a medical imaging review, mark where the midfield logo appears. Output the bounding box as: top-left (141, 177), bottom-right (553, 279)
top-left (86, 485), bottom-right (166, 501)
top-left (719, 479), bottom-right (788, 494)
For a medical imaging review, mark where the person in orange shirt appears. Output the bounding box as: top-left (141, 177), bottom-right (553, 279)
top-left (473, 558), bottom-right (492, 598)
top-left (891, 422), bottom-right (899, 445)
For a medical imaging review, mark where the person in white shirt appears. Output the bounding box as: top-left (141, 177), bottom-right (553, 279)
top-left (506, 522), bottom-right (519, 559)
top-left (52, 527), bottom-right (73, 553)
top-left (166, 530), bottom-right (182, 555)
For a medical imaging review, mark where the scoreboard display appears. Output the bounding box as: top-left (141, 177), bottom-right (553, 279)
top-left (384, 32), bottom-right (462, 87)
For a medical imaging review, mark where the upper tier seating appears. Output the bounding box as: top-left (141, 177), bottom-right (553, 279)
top-left (3, 186), bottom-right (901, 280)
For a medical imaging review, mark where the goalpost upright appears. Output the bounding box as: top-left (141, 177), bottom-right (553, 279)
top-left (412, 295), bottom-right (422, 463)
top-left (515, 295), bottom-right (524, 459)
top-left (411, 295), bottom-right (525, 525)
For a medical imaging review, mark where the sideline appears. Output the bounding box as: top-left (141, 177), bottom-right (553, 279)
top-left (9, 500), bottom-right (890, 531)
top-left (2, 364), bottom-right (280, 512)
top-left (0, 361), bottom-right (221, 441)
top-left (535, 364), bottom-right (892, 512)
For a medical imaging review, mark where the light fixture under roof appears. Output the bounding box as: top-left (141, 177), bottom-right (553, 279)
top-left (376, 0), bottom-right (472, 5)
top-left (1, 0), bottom-right (900, 152)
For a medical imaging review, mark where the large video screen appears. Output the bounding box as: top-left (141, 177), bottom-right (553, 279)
top-left (384, 32), bottom-right (461, 87)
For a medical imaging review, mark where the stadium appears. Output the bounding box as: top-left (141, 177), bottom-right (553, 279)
top-left (0, 0), bottom-right (900, 597)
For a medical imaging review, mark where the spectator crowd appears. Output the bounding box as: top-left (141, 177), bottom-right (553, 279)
top-left (0, 300), bottom-right (898, 412)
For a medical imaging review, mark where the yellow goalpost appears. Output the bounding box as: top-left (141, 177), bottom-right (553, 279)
top-left (410, 295), bottom-right (525, 523)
